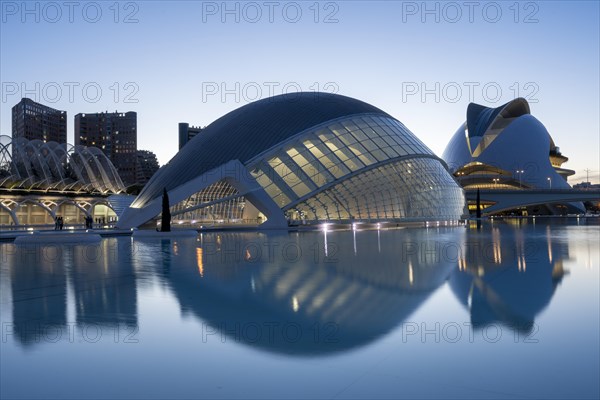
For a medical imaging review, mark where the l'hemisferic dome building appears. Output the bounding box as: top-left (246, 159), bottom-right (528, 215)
top-left (117, 93), bottom-right (465, 229)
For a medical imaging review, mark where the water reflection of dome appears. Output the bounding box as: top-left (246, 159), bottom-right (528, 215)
top-left (450, 222), bottom-right (568, 332)
top-left (144, 229), bottom-right (463, 356)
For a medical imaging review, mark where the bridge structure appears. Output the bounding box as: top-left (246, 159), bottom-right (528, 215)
top-left (465, 188), bottom-right (600, 215)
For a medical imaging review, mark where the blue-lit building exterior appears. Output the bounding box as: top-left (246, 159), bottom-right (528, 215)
top-left (443, 98), bottom-right (583, 214)
top-left (117, 93), bottom-right (465, 229)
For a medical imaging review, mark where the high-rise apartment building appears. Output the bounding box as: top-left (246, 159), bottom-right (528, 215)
top-left (75, 111), bottom-right (137, 185)
top-left (12, 98), bottom-right (67, 144)
top-left (178, 123), bottom-right (203, 150)
top-left (135, 150), bottom-right (160, 186)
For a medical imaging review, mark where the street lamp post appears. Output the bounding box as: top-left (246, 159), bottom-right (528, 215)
top-left (493, 178), bottom-right (500, 187)
top-left (547, 177), bottom-right (552, 189)
top-left (516, 169), bottom-right (524, 188)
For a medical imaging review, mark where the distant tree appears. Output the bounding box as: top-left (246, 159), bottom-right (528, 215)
top-left (161, 188), bottom-right (171, 232)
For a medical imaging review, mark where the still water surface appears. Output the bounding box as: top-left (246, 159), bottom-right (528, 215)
top-left (1, 219), bottom-right (598, 399)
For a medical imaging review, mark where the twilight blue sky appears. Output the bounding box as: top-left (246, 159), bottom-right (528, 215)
top-left (1, 1), bottom-right (599, 182)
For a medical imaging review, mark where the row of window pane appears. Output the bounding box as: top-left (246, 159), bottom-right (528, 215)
top-left (171, 180), bottom-right (239, 213)
top-left (248, 115), bottom-right (437, 208)
top-left (174, 197), bottom-right (246, 222)
top-left (289, 158), bottom-right (465, 221)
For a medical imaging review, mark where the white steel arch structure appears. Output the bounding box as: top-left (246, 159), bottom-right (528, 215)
top-left (0, 135), bottom-right (125, 194)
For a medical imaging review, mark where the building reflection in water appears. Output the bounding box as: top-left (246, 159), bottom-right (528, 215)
top-left (142, 228), bottom-right (462, 356)
top-left (71, 238), bottom-right (137, 328)
top-left (2, 220), bottom-right (574, 353)
top-left (451, 220), bottom-right (569, 333)
top-left (4, 239), bottom-right (138, 347)
top-left (8, 243), bottom-right (68, 346)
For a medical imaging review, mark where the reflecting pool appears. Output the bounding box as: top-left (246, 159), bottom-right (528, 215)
top-left (1, 219), bottom-right (599, 399)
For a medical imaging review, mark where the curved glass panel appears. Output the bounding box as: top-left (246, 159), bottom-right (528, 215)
top-left (289, 158), bottom-right (465, 221)
top-left (246, 115), bottom-right (436, 208)
top-left (168, 180), bottom-right (258, 225)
